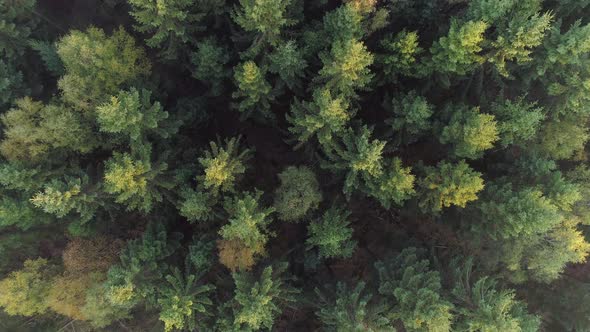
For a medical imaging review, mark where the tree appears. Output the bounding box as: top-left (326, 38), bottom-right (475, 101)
top-left (322, 126), bottom-right (385, 196)
top-left (322, 3), bottom-right (363, 42)
top-left (0, 0), bottom-right (38, 60)
top-left (232, 61), bottom-right (274, 117)
top-left (0, 60), bottom-right (25, 109)
top-left (306, 206), bottom-right (356, 259)
top-left (219, 191), bottom-right (274, 271)
top-left (268, 40), bottom-right (307, 89)
top-left (97, 88), bottom-right (170, 142)
top-left (439, 105), bottom-right (499, 160)
top-left (197, 137), bottom-right (251, 194)
top-left (273, 166), bottom-right (322, 222)
top-left (127, 0), bottom-right (212, 60)
top-left (451, 259), bottom-right (540, 331)
top-left (191, 38), bottom-right (231, 96)
top-left (287, 88), bottom-right (353, 148)
top-left (379, 30), bottom-right (424, 80)
top-left (386, 91), bottom-right (433, 144)
top-left (366, 157), bottom-right (416, 209)
top-left (157, 268), bottom-right (214, 332)
top-left (231, 262), bottom-right (298, 330)
top-left (375, 248), bottom-right (454, 332)
top-left (315, 281), bottom-right (393, 332)
top-left (318, 38), bottom-right (374, 97)
top-left (418, 160), bottom-right (484, 213)
top-left (232, 0), bottom-right (296, 56)
top-left (0, 98), bottom-right (96, 162)
top-left (179, 188), bottom-right (216, 223)
top-left (57, 27), bottom-right (151, 110)
top-left (429, 19), bottom-right (488, 75)
top-left (491, 98), bottom-right (545, 147)
top-left (0, 258), bottom-right (55, 316)
top-left (104, 152), bottom-right (169, 213)
top-left (471, 182), bottom-right (562, 239)
top-left (539, 116), bottom-right (589, 160)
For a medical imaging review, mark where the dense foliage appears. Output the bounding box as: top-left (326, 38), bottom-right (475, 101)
top-left (1, 0), bottom-right (590, 331)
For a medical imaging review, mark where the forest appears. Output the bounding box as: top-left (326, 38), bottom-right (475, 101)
top-left (2, 0), bottom-right (590, 331)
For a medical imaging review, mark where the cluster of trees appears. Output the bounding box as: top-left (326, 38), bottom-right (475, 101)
top-left (1, 0), bottom-right (590, 330)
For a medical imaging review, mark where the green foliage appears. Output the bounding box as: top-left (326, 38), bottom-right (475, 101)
top-left (232, 61), bottom-right (274, 116)
top-left (439, 105), bottom-right (499, 159)
top-left (274, 166), bottom-right (322, 222)
top-left (268, 40), bottom-right (307, 89)
top-left (197, 137), bottom-right (251, 194)
top-left (179, 188), bottom-right (216, 222)
top-left (539, 116), bottom-right (589, 160)
top-left (318, 38), bottom-right (374, 97)
top-left (315, 281), bottom-right (393, 332)
top-left (157, 268), bottom-right (214, 332)
top-left (0, 98), bottom-right (96, 162)
top-left (306, 206), bottom-right (356, 259)
top-left (231, 262), bottom-right (298, 331)
top-left (0, 0), bottom-right (37, 59)
top-left (0, 60), bottom-right (25, 108)
top-left (0, 258), bottom-right (54, 316)
top-left (104, 152), bottom-right (169, 212)
top-left (379, 30), bottom-right (424, 79)
top-left (429, 19), bottom-right (488, 75)
top-left (57, 27), bottom-right (151, 110)
top-left (191, 37), bottom-right (231, 96)
top-left (376, 248), bottom-right (454, 332)
top-left (323, 3), bottom-right (363, 42)
top-left (97, 88), bottom-right (169, 141)
top-left (366, 157), bottom-right (416, 209)
top-left (386, 91), bottom-right (433, 144)
top-left (418, 160), bottom-right (484, 213)
top-left (29, 40), bottom-right (65, 77)
top-left (232, 0), bottom-right (295, 49)
top-left (451, 260), bottom-right (540, 331)
top-left (287, 88), bottom-right (353, 148)
top-left (491, 98), bottom-right (545, 147)
top-left (220, 191), bottom-right (274, 253)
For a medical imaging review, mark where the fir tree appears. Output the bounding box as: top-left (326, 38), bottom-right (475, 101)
top-left (306, 206), bottom-right (357, 259)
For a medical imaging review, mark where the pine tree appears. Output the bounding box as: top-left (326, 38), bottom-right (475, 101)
top-left (104, 152), bottom-right (169, 213)
top-left (386, 91), bottom-right (433, 144)
top-left (232, 61), bottom-right (274, 117)
top-left (231, 262), bottom-right (299, 330)
top-left (287, 88), bottom-right (353, 149)
top-left (429, 19), bottom-right (488, 75)
top-left (439, 105), bottom-right (499, 160)
top-left (418, 160), bottom-right (484, 213)
top-left (306, 206), bottom-right (356, 259)
top-left (315, 281), bottom-right (393, 332)
top-left (57, 27), bottom-right (151, 110)
top-left (28, 40), bottom-right (64, 77)
top-left (97, 88), bottom-right (170, 142)
top-left (273, 166), bottom-right (322, 222)
top-left (197, 136), bottom-right (251, 194)
top-left (322, 3), bottom-right (363, 42)
top-left (375, 248), bottom-right (454, 332)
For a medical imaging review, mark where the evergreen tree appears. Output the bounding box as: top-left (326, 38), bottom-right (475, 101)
top-left (191, 37), bottom-right (231, 96)
top-left (386, 91), bottom-right (433, 144)
top-left (366, 157), bottom-right (416, 209)
top-left (231, 262), bottom-right (298, 331)
top-left (274, 166), bottom-right (322, 222)
top-left (418, 160), bottom-right (484, 213)
top-left (375, 248), bottom-right (454, 332)
top-left (197, 136), bottom-right (251, 194)
top-left (306, 206), bottom-right (356, 259)
top-left (379, 30), bottom-right (424, 80)
top-left (268, 40), bottom-right (307, 89)
top-left (491, 98), bottom-right (545, 147)
top-left (232, 61), bottom-right (274, 117)
top-left (315, 281), bottom-right (393, 332)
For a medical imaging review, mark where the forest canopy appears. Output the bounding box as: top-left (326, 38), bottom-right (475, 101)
top-left (1, 0), bottom-right (590, 331)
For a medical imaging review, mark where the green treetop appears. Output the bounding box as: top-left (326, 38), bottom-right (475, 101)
top-left (318, 38), bottom-right (374, 97)
top-left (315, 281), bottom-right (393, 332)
top-left (366, 157), bottom-right (416, 209)
top-left (104, 152), bottom-right (169, 213)
top-left (231, 262), bottom-right (298, 331)
top-left (322, 3), bottom-right (363, 42)
top-left (56, 27), bottom-right (151, 110)
top-left (386, 91), bottom-right (433, 145)
top-left (379, 30), bottom-right (424, 80)
top-left (232, 61), bottom-right (274, 117)
top-left (268, 40), bottom-right (307, 90)
top-left (197, 137), bottom-right (251, 194)
top-left (375, 248), bottom-right (454, 332)
top-left (273, 166), bottom-right (322, 222)
top-left (0, 0), bottom-right (37, 60)
top-left (287, 88), bottom-right (353, 149)
top-left (491, 98), bottom-right (545, 147)
top-left (306, 206), bottom-right (357, 259)
top-left (429, 19), bottom-right (488, 76)
top-left (439, 105), bottom-right (499, 160)
top-left (191, 37), bottom-right (231, 96)
top-left (97, 88), bottom-right (169, 142)
top-left (418, 160), bottom-right (485, 213)
top-left (539, 115), bottom-right (589, 160)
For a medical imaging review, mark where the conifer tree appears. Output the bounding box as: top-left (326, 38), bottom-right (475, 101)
top-left (306, 206), bottom-right (356, 259)
top-left (0, 0), bottom-right (38, 60)
top-left (232, 61), bottom-right (274, 117)
top-left (274, 166), bottom-right (322, 222)
top-left (268, 40), bottom-right (307, 89)
top-left (386, 91), bottom-right (433, 144)
top-left (366, 157), bottom-right (416, 209)
top-left (197, 137), bottom-right (251, 194)
top-left (379, 30), bottom-right (424, 80)
top-left (231, 262), bottom-right (298, 331)
top-left (375, 248), bottom-right (454, 332)
top-left (315, 281), bottom-right (393, 331)
top-left (191, 37), bottom-right (231, 96)
top-left (491, 98), bottom-right (545, 147)
top-left (418, 160), bottom-right (484, 213)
